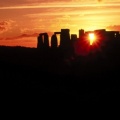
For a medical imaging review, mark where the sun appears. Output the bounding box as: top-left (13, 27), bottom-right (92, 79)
top-left (89, 33), bottom-right (96, 45)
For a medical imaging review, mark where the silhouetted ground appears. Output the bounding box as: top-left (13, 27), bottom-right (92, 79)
top-left (0, 46), bottom-right (120, 103)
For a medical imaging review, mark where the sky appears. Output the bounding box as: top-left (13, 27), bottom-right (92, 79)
top-left (0, 0), bottom-right (120, 47)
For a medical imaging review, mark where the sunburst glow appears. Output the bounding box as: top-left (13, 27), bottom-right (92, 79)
top-left (89, 33), bottom-right (96, 45)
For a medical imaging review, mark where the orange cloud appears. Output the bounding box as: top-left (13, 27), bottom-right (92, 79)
top-left (97, 0), bottom-right (103, 2)
top-left (4, 33), bottom-right (39, 40)
top-left (0, 20), bottom-right (15, 33)
top-left (2, 31), bottom-right (52, 40)
top-left (106, 25), bottom-right (120, 31)
top-left (0, 21), bottom-right (9, 33)
top-left (0, 33), bottom-right (38, 47)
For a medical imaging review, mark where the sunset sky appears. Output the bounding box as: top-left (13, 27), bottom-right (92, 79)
top-left (0, 0), bottom-right (120, 47)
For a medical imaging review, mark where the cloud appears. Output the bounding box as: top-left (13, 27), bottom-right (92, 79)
top-left (1, 30), bottom-right (53, 41)
top-left (0, 0), bottom-right (120, 8)
top-left (0, 0), bottom-right (120, 10)
top-left (97, 0), bottom-right (103, 2)
top-left (0, 21), bottom-right (9, 33)
top-left (106, 25), bottom-right (120, 31)
top-left (5, 33), bottom-right (39, 40)
top-left (0, 38), bottom-right (4, 41)
top-left (0, 0), bottom-right (74, 7)
top-left (0, 20), bottom-right (15, 33)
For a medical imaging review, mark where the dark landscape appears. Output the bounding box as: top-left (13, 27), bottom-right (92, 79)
top-left (1, 29), bottom-right (120, 103)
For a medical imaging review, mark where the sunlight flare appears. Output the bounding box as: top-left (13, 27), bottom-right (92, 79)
top-left (89, 33), bottom-right (96, 45)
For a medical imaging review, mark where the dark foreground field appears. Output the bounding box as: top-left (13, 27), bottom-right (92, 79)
top-left (0, 46), bottom-right (120, 103)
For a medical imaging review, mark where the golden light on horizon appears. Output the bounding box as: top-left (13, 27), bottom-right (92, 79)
top-left (89, 33), bottom-right (96, 45)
